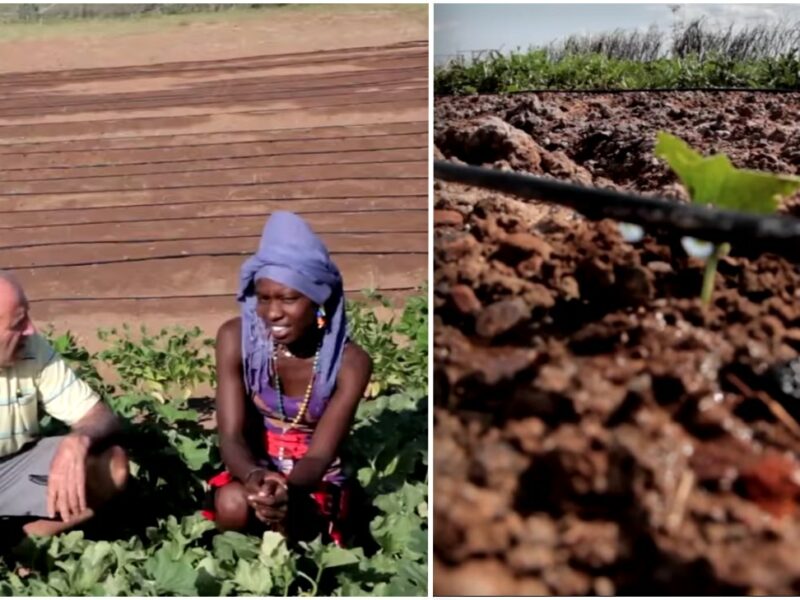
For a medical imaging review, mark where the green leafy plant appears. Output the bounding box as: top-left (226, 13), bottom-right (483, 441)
top-left (97, 325), bottom-right (215, 405)
top-left (44, 329), bottom-right (113, 400)
top-left (346, 287), bottom-right (428, 399)
top-left (655, 132), bottom-right (800, 305)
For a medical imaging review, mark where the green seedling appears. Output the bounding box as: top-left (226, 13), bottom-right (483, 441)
top-left (655, 132), bottom-right (800, 305)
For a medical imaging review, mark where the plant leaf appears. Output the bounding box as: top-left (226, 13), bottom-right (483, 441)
top-left (319, 545), bottom-right (362, 570)
top-left (233, 559), bottom-right (273, 595)
top-left (145, 547), bottom-right (198, 596)
top-left (655, 132), bottom-right (800, 214)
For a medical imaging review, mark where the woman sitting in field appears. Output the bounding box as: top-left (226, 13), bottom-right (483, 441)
top-left (202, 211), bottom-right (372, 545)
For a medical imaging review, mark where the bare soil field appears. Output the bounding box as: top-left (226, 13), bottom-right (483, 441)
top-left (434, 91), bottom-right (800, 595)
top-left (0, 6), bottom-right (428, 345)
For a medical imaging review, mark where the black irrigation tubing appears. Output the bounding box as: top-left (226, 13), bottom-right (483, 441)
top-left (24, 286), bottom-right (420, 303)
top-left (0, 121), bottom-right (427, 153)
top-left (0, 47), bottom-right (427, 87)
top-left (437, 86), bottom-right (800, 98)
top-left (0, 61), bottom-right (417, 92)
top-left (0, 60), bottom-right (426, 99)
top-left (1, 230), bottom-right (427, 252)
top-left (1, 64), bottom-right (424, 108)
top-left (0, 94), bottom-right (426, 133)
top-left (0, 160), bottom-right (425, 192)
top-left (0, 77), bottom-right (425, 120)
top-left (0, 207), bottom-right (427, 231)
top-left (0, 138), bottom-right (426, 173)
top-left (0, 193), bottom-right (426, 215)
top-left (0, 71), bottom-right (424, 117)
top-left (0, 175), bottom-right (426, 197)
top-left (0, 193), bottom-right (427, 216)
top-left (0, 41), bottom-right (426, 86)
top-left (0, 47), bottom-right (411, 85)
top-left (0, 146), bottom-right (428, 182)
top-left (434, 161), bottom-right (800, 263)
top-left (0, 52), bottom-right (427, 97)
top-left (0, 155), bottom-right (427, 184)
top-left (5, 250), bottom-right (427, 271)
top-left (244, 90), bottom-right (426, 113)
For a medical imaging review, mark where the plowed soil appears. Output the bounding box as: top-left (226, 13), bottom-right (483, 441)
top-left (434, 91), bottom-right (800, 595)
top-left (1, 8), bottom-right (428, 345)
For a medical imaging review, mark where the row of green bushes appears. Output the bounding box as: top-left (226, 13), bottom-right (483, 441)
top-left (435, 50), bottom-right (800, 95)
top-left (435, 19), bottom-right (800, 95)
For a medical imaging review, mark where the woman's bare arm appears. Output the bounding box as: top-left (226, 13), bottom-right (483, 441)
top-left (287, 343), bottom-right (372, 489)
top-left (215, 317), bottom-right (263, 482)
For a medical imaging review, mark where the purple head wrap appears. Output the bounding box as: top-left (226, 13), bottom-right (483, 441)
top-left (237, 211), bottom-right (347, 401)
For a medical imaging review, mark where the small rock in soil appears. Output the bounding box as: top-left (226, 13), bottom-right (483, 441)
top-left (434, 209), bottom-right (465, 227)
top-left (476, 297), bottom-right (530, 338)
top-left (450, 284), bottom-right (482, 315)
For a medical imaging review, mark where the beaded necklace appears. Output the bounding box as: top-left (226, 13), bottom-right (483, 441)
top-left (271, 342), bottom-right (321, 463)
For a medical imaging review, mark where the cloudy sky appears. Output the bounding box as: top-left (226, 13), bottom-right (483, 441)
top-left (434, 4), bottom-right (800, 63)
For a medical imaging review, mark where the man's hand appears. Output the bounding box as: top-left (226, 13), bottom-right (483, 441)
top-left (244, 468), bottom-right (288, 524)
top-left (47, 434), bottom-right (90, 522)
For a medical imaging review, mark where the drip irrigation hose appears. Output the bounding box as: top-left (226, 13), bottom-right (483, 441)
top-left (434, 160), bottom-right (800, 263)
top-left (436, 87), bottom-right (800, 98)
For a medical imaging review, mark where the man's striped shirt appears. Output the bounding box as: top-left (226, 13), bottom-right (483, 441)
top-left (0, 333), bottom-right (99, 458)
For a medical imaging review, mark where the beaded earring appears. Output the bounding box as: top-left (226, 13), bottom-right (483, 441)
top-left (316, 305), bottom-right (326, 329)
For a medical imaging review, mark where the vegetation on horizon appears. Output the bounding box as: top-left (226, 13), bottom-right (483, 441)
top-left (435, 18), bottom-right (800, 94)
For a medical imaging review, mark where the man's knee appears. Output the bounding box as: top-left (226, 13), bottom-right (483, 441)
top-left (86, 444), bottom-right (129, 505)
top-left (106, 445), bottom-right (129, 492)
top-left (215, 483), bottom-right (249, 531)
